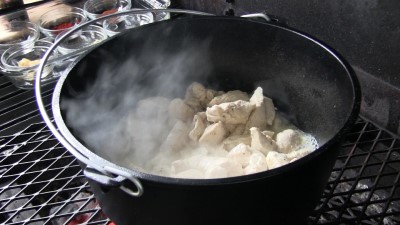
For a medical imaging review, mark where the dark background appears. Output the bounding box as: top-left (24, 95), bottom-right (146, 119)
top-left (174, 0), bottom-right (400, 134)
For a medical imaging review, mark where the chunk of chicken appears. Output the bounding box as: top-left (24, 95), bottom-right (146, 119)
top-left (172, 155), bottom-right (243, 177)
top-left (250, 87), bottom-right (264, 107)
top-left (199, 121), bottom-right (228, 146)
top-left (286, 148), bottom-right (313, 160)
top-left (262, 130), bottom-right (275, 138)
top-left (227, 143), bottom-right (252, 167)
top-left (246, 87), bottom-right (268, 130)
top-left (208, 90), bottom-right (250, 106)
top-left (230, 124), bottom-right (246, 135)
top-left (185, 82), bottom-right (216, 108)
top-left (161, 121), bottom-right (190, 152)
top-left (222, 160), bottom-right (244, 177)
top-left (169, 98), bottom-right (195, 122)
top-left (244, 151), bottom-right (269, 175)
top-left (205, 89), bottom-right (217, 106)
top-left (246, 87), bottom-right (276, 130)
top-left (185, 82), bottom-right (207, 102)
top-left (210, 147), bottom-right (229, 157)
top-left (184, 97), bottom-right (203, 113)
top-left (246, 107), bottom-right (268, 131)
top-left (223, 123), bottom-right (246, 136)
top-left (189, 113), bottom-right (207, 142)
top-left (205, 166), bottom-right (228, 179)
top-left (266, 151), bottom-right (290, 169)
top-left (222, 135), bottom-right (251, 151)
top-left (174, 169), bottom-right (205, 179)
top-left (224, 123), bottom-right (237, 134)
top-left (264, 96), bottom-right (276, 125)
top-left (206, 100), bottom-right (255, 124)
top-left (250, 127), bottom-right (278, 155)
top-left (276, 129), bottom-right (302, 154)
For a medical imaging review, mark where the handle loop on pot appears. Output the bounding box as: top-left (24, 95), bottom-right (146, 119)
top-left (84, 167), bottom-right (126, 187)
top-left (106, 166), bottom-right (144, 197)
top-left (85, 166), bottom-right (143, 197)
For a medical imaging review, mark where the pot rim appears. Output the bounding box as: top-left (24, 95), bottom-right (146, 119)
top-left (51, 15), bottom-right (361, 186)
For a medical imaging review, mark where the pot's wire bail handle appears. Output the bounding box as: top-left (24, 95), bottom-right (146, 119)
top-left (34, 8), bottom-right (214, 198)
top-left (241, 13), bottom-right (271, 22)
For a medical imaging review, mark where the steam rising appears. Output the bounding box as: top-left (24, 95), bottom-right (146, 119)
top-left (61, 36), bottom-right (319, 178)
top-left (62, 40), bottom-right (212, 170)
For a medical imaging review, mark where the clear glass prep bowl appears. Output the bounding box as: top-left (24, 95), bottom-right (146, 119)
top-left (55, 25), bottom-right (108, 55)
top-left (102, 9), bottom-right (154, 36)
top-left (38, 7), bottom-right (88, 38)
top-left (83, 0), bottom-right (131, 20)
top-left (0, 21), bottom-right (40, 55)
top-left (1, 43), bottom-right (59, 89)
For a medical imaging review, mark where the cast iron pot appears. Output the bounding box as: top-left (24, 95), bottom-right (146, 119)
top-left (38, 10), bottom-right (361, 225)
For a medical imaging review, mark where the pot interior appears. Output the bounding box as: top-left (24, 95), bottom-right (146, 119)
top-left (57, 17), bottom-right (358, 173)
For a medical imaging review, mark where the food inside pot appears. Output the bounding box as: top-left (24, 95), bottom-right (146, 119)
top-left (132, 83), bottom-right (318, 178)
top-left (60, 36), bottom-right (331, 180)
top-left (63, 78), bottom-right (318, 179)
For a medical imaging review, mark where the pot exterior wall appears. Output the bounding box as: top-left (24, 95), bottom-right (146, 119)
top-left (88, 143), bottom-right (340, 225)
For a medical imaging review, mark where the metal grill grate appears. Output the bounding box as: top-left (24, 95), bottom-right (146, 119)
top-left (308, 118), bottom-right (400, 225)
top-left (0, 118), bottom-right (398, 225)
top-left (0, 79), bottom-right (399, 225)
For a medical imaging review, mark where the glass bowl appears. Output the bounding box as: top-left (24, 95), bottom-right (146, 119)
top-left (0, 43), bottom-right (59, 89)
top-left (55, 25), bottom-right (108, 55)
top-left (0, 21), bottom-right (40, 54)
top-left (102, 10), bottom-right (154, 36)
top-left (134, 0), bottom-right (171, 21)
top-left (39, 7), bottom-right (87, 38)
top-left (34, 37), bottom-right (55, 48)
top-left (83, 0), bottom-right (131, 20)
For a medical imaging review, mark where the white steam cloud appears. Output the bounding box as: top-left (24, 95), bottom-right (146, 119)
top-left (61, 40), bottom-right (212, 170)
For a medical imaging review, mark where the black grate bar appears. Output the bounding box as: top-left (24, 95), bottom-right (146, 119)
top-left (375, 170), bottom-right (400, 224)
top-left (0, 86), bottom-right (24, 103)
top-left (312, 120), bottom-right (369, 219)
top-left (336, 129), bottom-right (383, 220)
top-left (308, 117), bottom-right (400, 224)
top-left (354, 137), bottom-right (398, 224)
top-left (0, 102), bottom-right (52, 134)
top-left (0, 159), bottom-right (80, 224)
top-left (0, 92), bottom-right (52, 128)
top-left (0, 81), bottom-right (13, 90)
top-left (0, 87), bottom-right (53, 117)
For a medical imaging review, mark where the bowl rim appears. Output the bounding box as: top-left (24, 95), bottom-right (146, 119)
top-left (83, 0), bottom-right (132, 18)
top-left (1, 45), bottom-right (56, 71)
top-left (102, 9), bottom-right (155, 34)
top-left (38, 7), bottom-right (88, 35)
top-left (0, 21), bottom-right (40, 49)
top-left (50, 16), bottom-right (361, 186)
top-left (55, 25), bottom-right (108, 53)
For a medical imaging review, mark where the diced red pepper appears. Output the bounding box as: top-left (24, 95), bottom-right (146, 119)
top-left (101, 9), bottom-right (118, 15)
top-left (51, 22), bottom-right (74, 31)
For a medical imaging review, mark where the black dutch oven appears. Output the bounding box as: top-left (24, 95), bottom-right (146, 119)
top-left (36, 9), bottom-right (361, 225)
